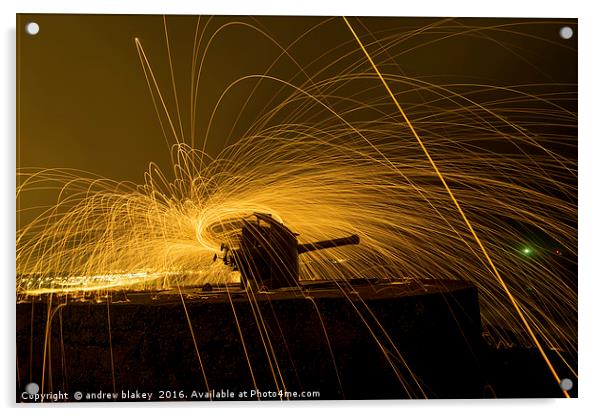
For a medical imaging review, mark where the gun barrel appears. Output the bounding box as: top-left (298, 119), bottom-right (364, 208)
top-left (297, 234), bottom-right (359, 254)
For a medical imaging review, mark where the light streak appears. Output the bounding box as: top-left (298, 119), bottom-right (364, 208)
top-left (342, 16), bottom-right (572, 397)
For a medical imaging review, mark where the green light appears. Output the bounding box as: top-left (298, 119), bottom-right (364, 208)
top-left (522, 247), bottom-right (532, 255)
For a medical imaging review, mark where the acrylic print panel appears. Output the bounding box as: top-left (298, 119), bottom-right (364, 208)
top-left (16, 14), bottom-right (577, 402)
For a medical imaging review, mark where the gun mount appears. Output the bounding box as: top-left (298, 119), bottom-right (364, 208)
top-left (214, 213), bottom-right (359, 291)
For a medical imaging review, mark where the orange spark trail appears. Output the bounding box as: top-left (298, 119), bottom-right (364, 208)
top-left (342, 16), bottom-right (570, 399)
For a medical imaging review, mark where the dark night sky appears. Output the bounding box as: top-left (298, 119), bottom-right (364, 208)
top-left (16, 15), bottom-right (577, 212)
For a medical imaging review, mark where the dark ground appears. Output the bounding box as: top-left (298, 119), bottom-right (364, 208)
top-left (16, 280), bottom-right (575, 401)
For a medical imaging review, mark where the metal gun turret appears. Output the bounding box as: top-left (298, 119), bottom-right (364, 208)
top-left (215, 213), bottom-right (359, 291)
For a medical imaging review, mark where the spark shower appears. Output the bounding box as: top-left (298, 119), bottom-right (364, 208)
top-left (16, 15), bottom-right (577, 400)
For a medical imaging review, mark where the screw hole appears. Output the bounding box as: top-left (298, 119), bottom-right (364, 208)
top-left (559, 26), bottom-right (573, 40)
top-left (559, 378), bottom-right (573, 391)
top-left (25, 22), bottom-right (40, 36)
